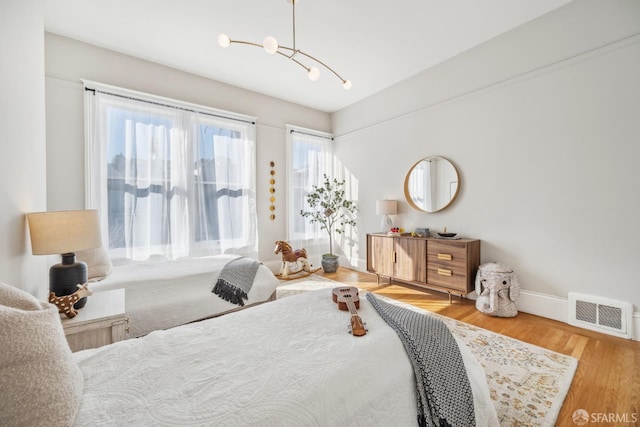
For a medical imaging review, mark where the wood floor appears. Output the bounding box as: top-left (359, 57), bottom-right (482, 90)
top-left (319, 268), bottom-right (640, 427)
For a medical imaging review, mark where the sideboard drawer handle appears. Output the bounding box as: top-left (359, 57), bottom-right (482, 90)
top-left (437, 253), bottom-right (452, 261)
top-left (437, 268), bottom-right (452, 277)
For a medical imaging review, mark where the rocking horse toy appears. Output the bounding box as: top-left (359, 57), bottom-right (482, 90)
top-left (274, 241), bottom-right (318, 279)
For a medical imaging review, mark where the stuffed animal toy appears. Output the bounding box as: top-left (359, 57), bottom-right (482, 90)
top-left (49, 283), bottom-right (93, 318)
top-left (475, 262), bottom-right (520, 317)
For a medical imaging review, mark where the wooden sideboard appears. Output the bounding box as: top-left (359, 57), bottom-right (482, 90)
top-left (366, 233), bottom-right (480, 301)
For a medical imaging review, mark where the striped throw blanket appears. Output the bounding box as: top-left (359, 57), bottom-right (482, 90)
top-left (212, 257), bottom-right (261, 306)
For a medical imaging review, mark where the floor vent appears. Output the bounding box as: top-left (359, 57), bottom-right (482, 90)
top-left (568, 292), bottom-right (632, 339)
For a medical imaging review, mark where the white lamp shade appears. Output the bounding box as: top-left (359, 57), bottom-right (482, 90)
top-left (263, 36), bottom-right (279, 54)
top-left (376, 200), bottom-right (397, 216)
top-left (343, 79), bottom-right (352, 90)
top-left (27, 210), bottom-right (102, 255)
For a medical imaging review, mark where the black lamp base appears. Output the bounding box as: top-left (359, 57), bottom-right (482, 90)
top-left (50, 253), bottom-right (88, 309)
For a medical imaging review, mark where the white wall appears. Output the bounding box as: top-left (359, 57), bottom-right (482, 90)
top-left (38, 2), bottom-right (640, 332)
top-left (332, 0), bottom-right (640, 316)
top-left (0, 0), bottom-right (49, 297)
top-left (45, 33), bottom-right (331, 264)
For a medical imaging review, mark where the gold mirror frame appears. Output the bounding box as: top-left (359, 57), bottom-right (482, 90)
top-left (404, 156), bottom-right (460, 213)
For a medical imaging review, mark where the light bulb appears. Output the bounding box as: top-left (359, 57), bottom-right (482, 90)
top-left (343, 79), bottom-right (352, 90)
top-left (307, 66), bottom-right (320, 81)
top-left (263, 36), bottom-right (279, 54)
top-left (218, 34), bottom-right (231, 48)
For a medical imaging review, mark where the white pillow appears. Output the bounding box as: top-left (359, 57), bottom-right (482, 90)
top-left (0, 283), bottom-right (83, 427)
top-left (77, 246), bottom-right (113, 281)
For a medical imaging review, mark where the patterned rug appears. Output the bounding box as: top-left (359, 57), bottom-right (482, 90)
top-left (376, 295), bottom-right (578, 427)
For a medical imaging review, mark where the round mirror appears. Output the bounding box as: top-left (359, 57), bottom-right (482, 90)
top-left (404, 156), bottom-right (460, 213)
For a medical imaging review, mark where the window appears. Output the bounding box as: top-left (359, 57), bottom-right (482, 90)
top-left (286, 125), bottom-right (332, 256)
top-left (85, 81), bottom-right (257, 261)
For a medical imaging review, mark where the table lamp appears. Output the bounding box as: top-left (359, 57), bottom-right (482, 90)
top-left (27, 210), bottom-right (102, 309)
top-left (376, 200), bottom-right (397, 232)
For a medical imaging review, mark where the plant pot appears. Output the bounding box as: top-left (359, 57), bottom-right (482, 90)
top-left (321, 254), bottom-right (339, 273)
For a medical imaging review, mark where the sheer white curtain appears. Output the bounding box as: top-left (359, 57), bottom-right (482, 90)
top-left (123, 100), bottom-right (189, 260)
top-left (85, 81), bottom-right (257, 262)
top-left (192, 116), bottom-right (257, 256)
top-left (286, 125), bottom-right (332, 261)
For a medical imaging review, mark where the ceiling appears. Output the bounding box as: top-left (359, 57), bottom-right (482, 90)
top-left (44, 0), bottom-right (574, 113)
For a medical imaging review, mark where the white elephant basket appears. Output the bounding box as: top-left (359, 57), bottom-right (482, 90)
top-left (475, 262), bottom-right (520, 317)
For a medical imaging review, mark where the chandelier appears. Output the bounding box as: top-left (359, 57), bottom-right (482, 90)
top-left (218, 0), bottom-right (351, 90)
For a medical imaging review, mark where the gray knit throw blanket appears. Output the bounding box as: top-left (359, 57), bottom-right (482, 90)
top-left (366, 293), bottom-right (476, 427)
top-left (212, 257), bottom-right (261, 306)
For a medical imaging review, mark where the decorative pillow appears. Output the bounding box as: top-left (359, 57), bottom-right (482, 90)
top-left (0, 283), bottom-right (84, 427)
top-left (76, 246), bottom-right (113, 281)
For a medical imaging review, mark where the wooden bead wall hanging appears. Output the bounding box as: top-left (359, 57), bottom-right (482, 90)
top-left (269, 161), bottom-right (276, 220)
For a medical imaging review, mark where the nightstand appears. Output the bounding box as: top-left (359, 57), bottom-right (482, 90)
top-left (61, 288), bottom-right (128, 352)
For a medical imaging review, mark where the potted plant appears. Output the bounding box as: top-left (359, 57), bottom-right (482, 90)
top-left (300, 174), bottom-right (357, 273)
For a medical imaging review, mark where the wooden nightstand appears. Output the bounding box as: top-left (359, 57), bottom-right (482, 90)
top-left (61, 288), bottom-right (128, 352)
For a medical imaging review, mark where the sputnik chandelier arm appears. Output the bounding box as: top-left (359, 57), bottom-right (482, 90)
top-left (218, 0), bottom-right (351, 90)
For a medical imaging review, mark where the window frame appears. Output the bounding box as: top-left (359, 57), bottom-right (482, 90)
top-left (285, 124), bottom-right (333, 254)
top-left (83, 80), bottom-right (257, 261)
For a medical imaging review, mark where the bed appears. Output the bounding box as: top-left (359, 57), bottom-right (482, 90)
top-left (0, 283), bottom-right (499, 427)
top-left (88, 255), bottom-right (279, 338)
top-left (74, 289), bottom-right (498, 426)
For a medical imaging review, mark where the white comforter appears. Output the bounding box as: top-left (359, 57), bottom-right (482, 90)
top-left (90, 255), bottom-right (278, 338)
top-left (73, 289), bottom-right (499, 426)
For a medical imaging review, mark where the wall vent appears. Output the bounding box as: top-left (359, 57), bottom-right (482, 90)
top-left (568, 292), bottom-right (632, 339)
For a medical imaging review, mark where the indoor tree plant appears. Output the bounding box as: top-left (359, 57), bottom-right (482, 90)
top-left (300, 174), bottom-right (357, 273)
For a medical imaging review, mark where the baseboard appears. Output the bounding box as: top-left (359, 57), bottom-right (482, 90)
top-left (516, 289), bottom-right (568, 323)
top-left (484, 288), bottom-right (639, 341)
top-left (466, 289), bottom-right (568, 321)
top-left (292, 259), bottom-right (640, 341)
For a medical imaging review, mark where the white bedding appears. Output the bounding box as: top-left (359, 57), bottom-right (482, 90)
top-left (90, 255), bottom-right (278, 338)
top-left (73, 288), bottom-right (499, 426)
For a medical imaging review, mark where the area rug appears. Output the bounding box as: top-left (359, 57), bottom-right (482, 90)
top-left (376, 295), bottom-right (578, 427)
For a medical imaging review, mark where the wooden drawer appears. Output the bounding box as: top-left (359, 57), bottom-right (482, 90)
top-left (427, 240), bottom-right (474, 293)
top-left (428, 240), bottom-right (468, 258)
top-left (427, 265), bottom-right (468, 292)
